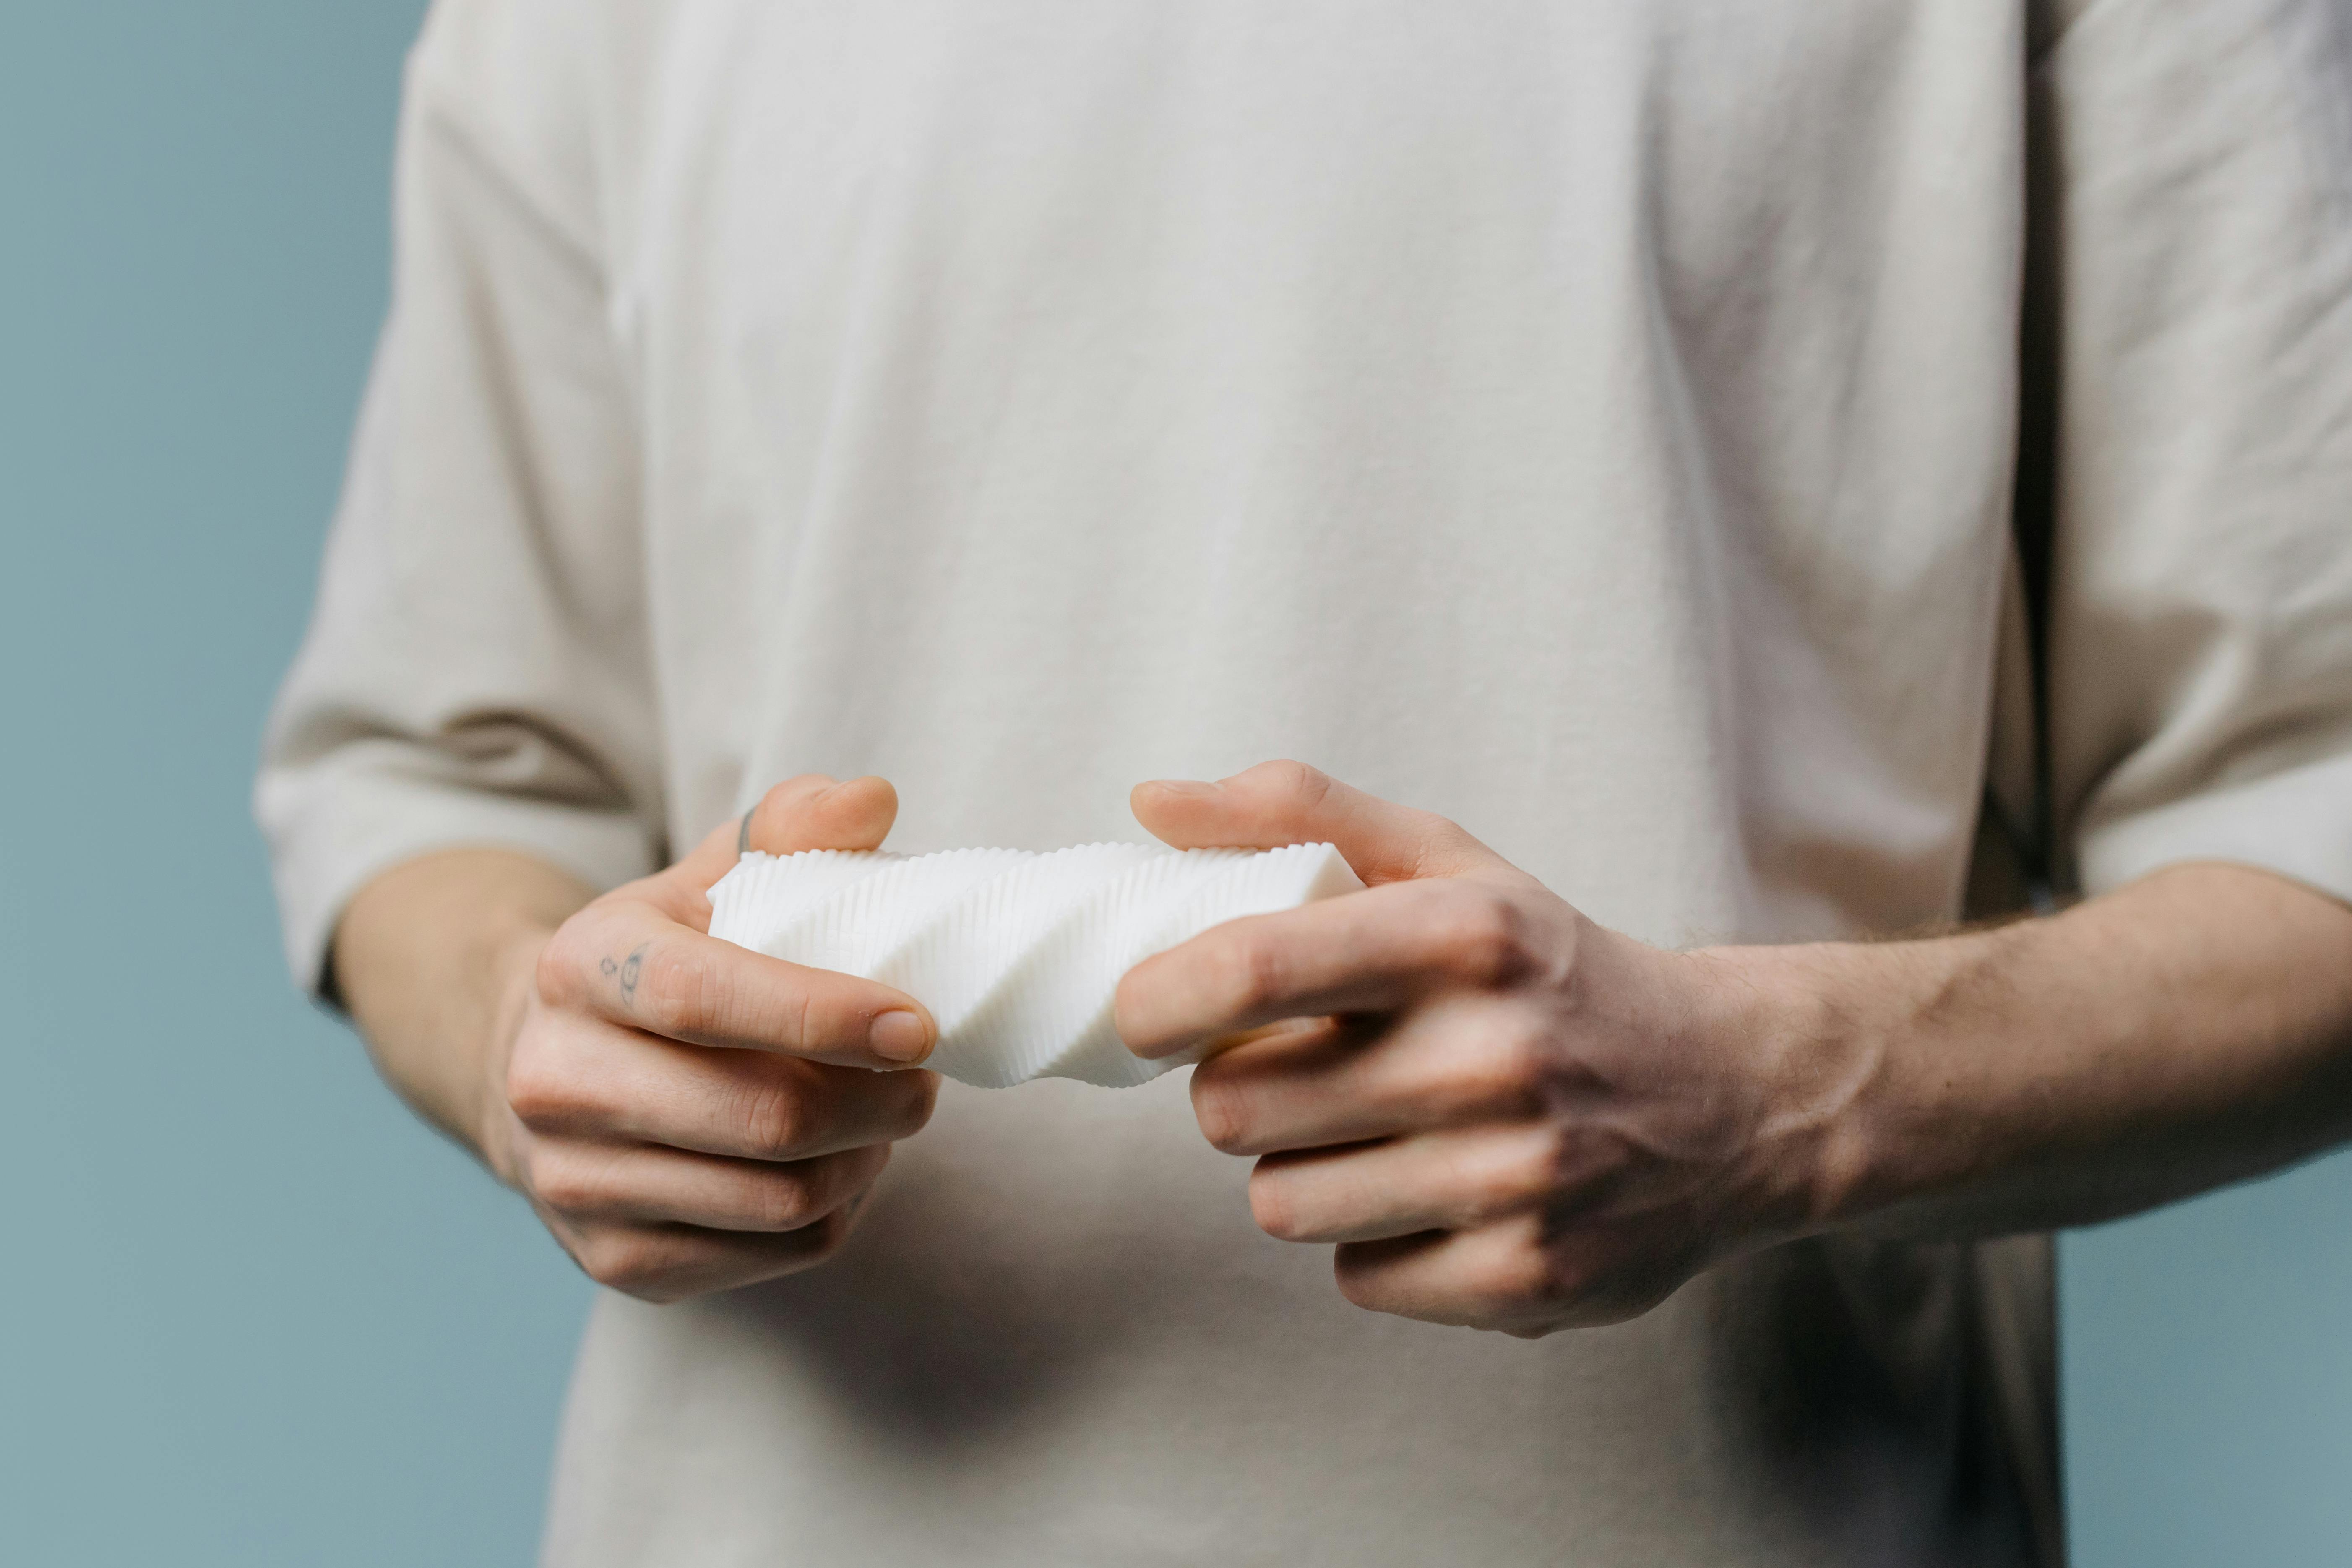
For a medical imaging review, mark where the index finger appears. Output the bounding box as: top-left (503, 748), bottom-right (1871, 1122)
top-left (1116, 875), bottom-right (1537, 1061)
top-left (546, 896), bottom-right (937, 1069)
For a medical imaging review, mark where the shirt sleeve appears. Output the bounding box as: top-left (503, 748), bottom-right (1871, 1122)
top-left (2026, 0), bottom-right (2352, 905)
top-left (255, 5), bottom-right (662, 995)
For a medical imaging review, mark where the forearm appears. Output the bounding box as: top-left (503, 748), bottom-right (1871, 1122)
top-left (333, 848), bottom-right (596, 1166)
top-left (1750, 863), bottom-right (2352, 1239)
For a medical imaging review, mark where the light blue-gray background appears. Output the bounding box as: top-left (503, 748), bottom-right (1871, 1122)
top-left (2, 4), bottom-right (2346, 1563)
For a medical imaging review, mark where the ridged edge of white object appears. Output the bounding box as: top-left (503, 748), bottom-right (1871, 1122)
top-left (705, 843), bottom-right (1364, 1088)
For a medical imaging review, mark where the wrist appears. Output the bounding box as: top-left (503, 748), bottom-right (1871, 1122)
top-left (335, 848), bottom-right (597, 1181)
top-left (1695, 939), bottom-right (1920, 1238)
top-left (1714, 923), bottom-right (2039, 1239)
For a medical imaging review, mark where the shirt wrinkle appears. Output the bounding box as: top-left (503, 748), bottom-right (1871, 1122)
top-left (409, 64), bottom-right (607, 286)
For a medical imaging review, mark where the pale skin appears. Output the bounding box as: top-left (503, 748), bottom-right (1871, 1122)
top-left (337, 761), bottom-right (2352, 1328)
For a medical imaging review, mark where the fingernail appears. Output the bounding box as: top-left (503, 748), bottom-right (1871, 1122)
top-left (868, 1010), bottom-right (932, 1063)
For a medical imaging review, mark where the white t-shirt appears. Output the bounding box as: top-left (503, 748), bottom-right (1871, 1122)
top-left (260, 1), bottom-right (2352, 1562)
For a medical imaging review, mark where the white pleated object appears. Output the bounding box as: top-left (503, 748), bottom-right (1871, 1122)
top-left (706, 842), bottom-right (1364, 1088)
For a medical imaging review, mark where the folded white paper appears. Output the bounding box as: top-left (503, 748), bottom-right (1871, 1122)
top-left (706, 843), bottom-right (1363, 1087)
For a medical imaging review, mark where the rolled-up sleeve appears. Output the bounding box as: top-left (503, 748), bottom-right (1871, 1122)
top-left (257, 8), bottom-right (660, 993)
top-left (2031, 0), bottom-right (2352, 904)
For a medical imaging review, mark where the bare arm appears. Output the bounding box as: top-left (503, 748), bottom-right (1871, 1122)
top-left (336, 848), bottom-right (595, 1172)
top-left (1118, 763), bottom-right (2352, 1334)
top-left (1772, 859), bottom-right (2352, 1238)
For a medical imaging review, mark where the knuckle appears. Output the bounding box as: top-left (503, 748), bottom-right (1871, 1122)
top-left (895, 1071), bottom-right (942, 1136)
top-left (1260, 758), bottom-right (1333, 807)
top-left (1532, 1122), bottom-right (1583, 1196)
top-left (1444, 1017), bottom-right (1555, 1115)
top-left (1214, 933), bottom-right (1286, 1015)
top-left (1494, 1021), bottom-right (1554, 1092)
top-left (787, 986), bottom-right (819, 1055)
top-left (1435, 886), bottom-right (1536, 987)
top-left (812, 1210), bottom-right (857, 1261)
top-left (535, 921), bottom-right (591, 1007)
top-left (1492, 1239), bottom-right (1576, 1312)
top-left (793, 1207), bottom-right (856, 1267)
top-left (636, 946), bottom-right (712, 1035)
top-left (749, 1173), bottom-right (820, 1232)
top-left (526, 1150), bottom-right (606, 1216)
top-left (1247, 1169), bottom-right (1306, 1241)
top-left (737, 1080), bottom-right (811, 1157)
top-left (502, 1041), bottom-right (568, 1127)
top-left (577, 1231), bottom-right (667, 1295)
top-left (1497, 1010), bottom-right (1561, 1089)
top-left (1407, 805), bottom-right (1467, 851)
top-left (1522, 1234), bottom-right (1617, 1316)
top-left (504, 1034), bottom-right (606, 1133)
top-left (790, 979), bottom-right (874, 1057)
top-left (867, 1071), bottom-right (941, 1144)
top-left (1465, 1143), bottom-right (1557, 1223)
top-left (1190, 1073), bottom-right (1258, 1155)
top-left (1331, 1249), bottom-right (1387, 1311)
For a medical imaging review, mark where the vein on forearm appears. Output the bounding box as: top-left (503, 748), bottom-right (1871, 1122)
top-left (1787, 862), bottom-right (2352, 1239)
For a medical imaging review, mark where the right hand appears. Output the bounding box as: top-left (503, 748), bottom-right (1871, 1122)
top-left (487, 775), bottom-right (940, 1302)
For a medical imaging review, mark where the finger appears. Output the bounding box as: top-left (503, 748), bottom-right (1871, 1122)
top-left (744, 774), bottom-right (899, 857)
top-left (663, 774), bottom-right (901, 914)
top-left (1248, 1125), bottom-right (1586, 1244)
top-left (1334, 1217), bottom-right (1678, 1334)
top-left (1186, 995), bottom-right (1554, 1154)
top-left (544, 898), bottom-right (937, 1067)
top-left (544, 1211), bottom-right (868, 1304)
top-left (1130, 760), bottom-right (1506, 886)
top-left (507, 1012), bottom-right (939, 1160)
top-left (1118, 876), bottom-right (1546, 1060)
top-left (527, 1138), bottom-right (890, 1233)
top-left (1331, 1220), bottom-right (1553, 1330)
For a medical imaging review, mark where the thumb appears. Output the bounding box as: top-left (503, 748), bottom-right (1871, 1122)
top-left (1130, 761), bottom-right (1505, 886)
top-left (670, 774), bottom-right (901, 891)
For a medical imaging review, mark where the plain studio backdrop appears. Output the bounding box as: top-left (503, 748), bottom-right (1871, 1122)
top-left (3, 5), bottom-right (2347, 1563)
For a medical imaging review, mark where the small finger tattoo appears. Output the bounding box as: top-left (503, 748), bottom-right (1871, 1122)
top-left (607, 945), bottom-right (647, 1004)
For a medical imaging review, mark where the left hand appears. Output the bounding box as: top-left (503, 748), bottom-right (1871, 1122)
top-left (1117, 761), bottom-right (1850, 1338)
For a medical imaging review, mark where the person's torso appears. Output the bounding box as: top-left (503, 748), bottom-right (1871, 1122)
top-left (520, 4), bottom-right (2049, 1562)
